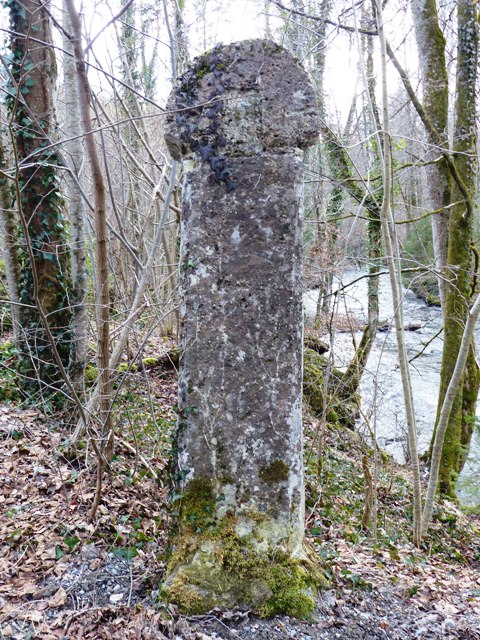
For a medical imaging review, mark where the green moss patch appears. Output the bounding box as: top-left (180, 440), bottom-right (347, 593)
top-left (163, 530), bottom-right (320, 618)
top-left (303, 347), bottom-right (359, 429)
top-left (178, 477), bottom-right (217, 531)
top-left (163, 477), bottom-right (327, 618)
top-left (259, 460), bottom-right (290, 484)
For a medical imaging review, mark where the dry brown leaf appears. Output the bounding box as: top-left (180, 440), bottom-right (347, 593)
top-left (89, 557), bottom-right (102, 570)
top-left (17, 609), bottom-right (43, 622)
top-left (13, 581), bottom-right (38, 597)
top-left (434, 600), bottom-right (461, 616)
top-left (48, 587), bottom-right (67, 608)
top-left (109, 593), bottom-right (124, 604)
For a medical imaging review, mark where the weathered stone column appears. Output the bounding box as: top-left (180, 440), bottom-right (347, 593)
top-left (162, 40), bottom-right (320, 616)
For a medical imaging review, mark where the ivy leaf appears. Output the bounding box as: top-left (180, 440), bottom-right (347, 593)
top-left (54, 545), bottom-right (65, 559)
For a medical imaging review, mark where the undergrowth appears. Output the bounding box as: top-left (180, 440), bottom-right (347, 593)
top-left (1, 332), bottom-right (479, 593)
top-left (304, 417), bottom-right (480, 579)
top-left (0, 338), bottom-right (23, 403)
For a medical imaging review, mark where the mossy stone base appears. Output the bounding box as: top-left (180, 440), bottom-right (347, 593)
top-left (162, 528), bottom-right (323, 618)
top-left (162, 477), bottom-right (325, 617)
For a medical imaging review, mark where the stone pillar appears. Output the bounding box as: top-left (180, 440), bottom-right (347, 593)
top-left (162, 39), bottom-right (320, 617)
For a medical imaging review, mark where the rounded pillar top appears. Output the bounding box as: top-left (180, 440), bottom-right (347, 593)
top-left (165, 39), bottom-right (320, 168)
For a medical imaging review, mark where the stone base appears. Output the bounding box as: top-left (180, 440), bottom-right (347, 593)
top-left (161, 519), bottom-right (324, 617)
top-left (162, 540), bottom-right (316, 618)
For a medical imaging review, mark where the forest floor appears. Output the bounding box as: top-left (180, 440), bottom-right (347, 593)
top-left (1, 355), bottom-right (480, 640)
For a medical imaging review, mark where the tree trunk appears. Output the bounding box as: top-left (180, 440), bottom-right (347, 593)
top-left (174, 0), bottom-right (189, 75)
top-left (435, 0), bottom-right (479, 496)
top-left (344, 25), bottom-right (382, 393)
top-left (0, 133), bottom-right (20, 340)
top-left (412, 0), bottom-right (451, 312)
top-left (322, 125), bottom-right (381, 393)
top-left (375, 0), bottom-right (422, 545)
top-left (422, 288), bottom-right (480, 533)
top-left (405, 0), bottom-right (480, 498)
top-left (62, 0), bottom-right (88, 394)
top-left (65, 0), bottom-right (112, 470)
top-left (6, 0), bottom-right (73, 399)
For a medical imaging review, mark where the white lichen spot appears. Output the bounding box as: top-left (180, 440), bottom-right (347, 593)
top-left (231, 226), bottom-right (241, 247)
top-left (188, 263), bottom-right (209, 287)
top-left (197, 263), bottom-right (209, 278)
top-left (183, 159), bottom-right (196, 173)
top-left (258, 223), bottom-right (273, 240)
top-left (178, 451), bottom-right (193, 482)
top-left (216, 483), bottom-right (237, 518)
top-left (235, 518), bottom-right (254, 538)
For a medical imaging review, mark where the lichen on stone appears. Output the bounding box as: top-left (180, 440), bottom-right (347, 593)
top-left (162, 39), bottom-right (322, 617)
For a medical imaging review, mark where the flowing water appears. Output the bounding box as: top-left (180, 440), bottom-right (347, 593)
top-left (304, 270), bottom-right (480, 506)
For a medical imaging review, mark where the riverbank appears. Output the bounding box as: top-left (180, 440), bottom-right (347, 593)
top-left (304, 270), bottom-right (480, 507)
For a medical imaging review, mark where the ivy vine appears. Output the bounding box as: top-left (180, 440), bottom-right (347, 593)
top-left (2, 0), bottom-right (73, 401)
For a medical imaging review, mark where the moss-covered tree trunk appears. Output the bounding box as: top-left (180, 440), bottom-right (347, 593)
top-left (434, 0), bottom-right (479, 496)
top-left (321, 126), bottom-right (381, 393)
top-left (300, 0), bottom-right (339, 323)
top-left (6, 0), bottom-right (72, 399)
top-left (412, 0), bottom-right (451, 311)
top-left (314, 148), bottom-right (341, 323)
top-left (342, 26), bottom-right (383, 394)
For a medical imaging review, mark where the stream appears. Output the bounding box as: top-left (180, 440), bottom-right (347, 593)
top-left (304, 270), bottom-right (480, 507)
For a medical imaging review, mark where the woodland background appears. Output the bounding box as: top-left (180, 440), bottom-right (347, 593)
top-left (1, 1), bottom-right (480, 638)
